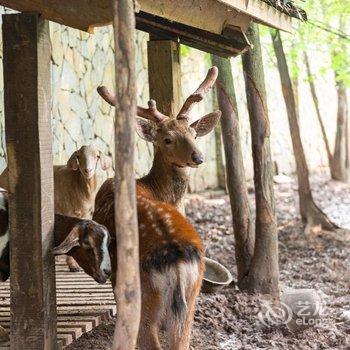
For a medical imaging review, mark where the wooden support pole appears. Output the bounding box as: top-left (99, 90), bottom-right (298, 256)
top-left (112, 1), bottom-right (141, 349)
top-left (147, 37), bottom-right (181, 118)
top-left (147, 38), bottom-right (185, 213)
top-left (240, 23), bottom-right (279, 296)
top-left (2, 13), bottom-right (57, 349)
top-left (211, 55), bottom-right (254, 287)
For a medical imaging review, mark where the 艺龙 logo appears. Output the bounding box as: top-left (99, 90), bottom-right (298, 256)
top-left (258, 300), bottom-right (293, 326)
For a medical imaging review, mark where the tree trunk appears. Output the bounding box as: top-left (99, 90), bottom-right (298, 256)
top-left (346, 116), bottom-right (349, 169)
top-left (212, 87), bottom-right (227, 190)
top-left (330, 17), bottom-right (349, 182)
top-left (211, 55), bottom-right (255, 287)
top-left (331, 79), bottom-right (349, 182)
top-left (271, 30), bottom-right (337, 232)
top-left (112, 0), bottom-right (141, 349)
top-left (240, 23), bottom-right (279, 296)
top-left (304, 51), bottom-right (333, 168)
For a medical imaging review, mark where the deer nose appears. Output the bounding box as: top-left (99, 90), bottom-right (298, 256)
top-left (85, 168), bottom-right (93, 175)
top-left (191, 152), bottom-right (204, 165)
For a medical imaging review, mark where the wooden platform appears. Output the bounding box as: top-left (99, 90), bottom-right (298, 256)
top-left (0, 257), bottom-right (116, 349)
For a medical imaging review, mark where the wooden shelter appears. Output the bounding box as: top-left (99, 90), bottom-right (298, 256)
top-left (0, 0), bottom-right (305, 348)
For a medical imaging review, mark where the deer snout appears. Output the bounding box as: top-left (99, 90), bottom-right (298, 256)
top-left (191, 152), bottom-right (204, 165)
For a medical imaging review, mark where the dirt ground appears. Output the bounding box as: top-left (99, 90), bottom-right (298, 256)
top-left (68, 173), bottom-right (350, 350)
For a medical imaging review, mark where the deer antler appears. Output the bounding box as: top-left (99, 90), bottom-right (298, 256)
top-left (136, 100), bottom-right (167, 123)
top-left (177, 66), bottom-right (219, 120)
top-left (97, 86), bottom-right (117, 106)
top-left (97, 86), bottom-right (167, 123)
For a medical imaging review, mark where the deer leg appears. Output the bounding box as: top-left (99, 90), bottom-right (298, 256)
top-left (137, 280), bottom-right (163, 350)
top-left (168, 281), bottom-right (201, 350)
top-left (66, 255), bottom-right (80, 272)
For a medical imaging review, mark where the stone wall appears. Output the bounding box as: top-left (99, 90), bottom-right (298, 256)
top-left (0, 9), bottom-right (346, 192)
top-left (0, 10), bottom-right (219, 192)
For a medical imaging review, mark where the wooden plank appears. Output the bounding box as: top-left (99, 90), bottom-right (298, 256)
top-left (2, 12), bottom-right (57, 350)
top-left (138, 12), bottom-right (250, 58)
top-left (218, 0), bottom-right (292, 32)
top-left (147, 38), bottom-right (181, 118)
top-left (0, 0), bottom-right (291, 58)
top-left (0, 261), bottom-right (115, 348)
top-left (57, 327), bottom-right (83, 340)
top-left (0, 0), bottom-right (291, 33)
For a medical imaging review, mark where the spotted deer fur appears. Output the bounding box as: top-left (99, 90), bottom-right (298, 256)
top-left (93, 180), bottom-right (204, 349)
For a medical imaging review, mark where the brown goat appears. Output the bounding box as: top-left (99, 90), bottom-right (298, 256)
top-left (98, 67), bottom-right (221, 213)
top-left (93, 179), bottom-right (204, 349)
top-left (0, 211), bottom-right (112, 284)
top-left (53, 214), bottom-right (111, 284)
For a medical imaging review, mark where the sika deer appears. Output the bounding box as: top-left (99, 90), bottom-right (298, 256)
top-left (97, 66), bottom-right (221, 213)
top-left (93, 181), bottom-right (204, 350)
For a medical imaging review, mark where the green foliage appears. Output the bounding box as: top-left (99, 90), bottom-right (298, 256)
top-left (180, 44), bottom-right (191, 57)
top-left (261, 0), bottom-right (350, 87)
top-left (181, 44), bottom-right (211, 65)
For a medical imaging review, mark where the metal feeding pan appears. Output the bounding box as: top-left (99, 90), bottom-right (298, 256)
top-left (201, 257), bottom-right (233, 293)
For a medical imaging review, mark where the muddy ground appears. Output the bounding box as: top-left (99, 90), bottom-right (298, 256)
top-left (68, 174), bottom-right (350, 350)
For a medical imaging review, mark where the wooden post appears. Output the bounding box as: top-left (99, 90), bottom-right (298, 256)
top-left (147, 37), bottom-right (184, 213)
top-left (2, 13), bottom-right (57, 349)
top-left (112, 0), bottom-right (141, 349)
top-left (211, 55), bottom-right (255, 286)
top-left (147, 36), bottom-right (181, 118)
top-left (240, 23), bottom-right (279, 296)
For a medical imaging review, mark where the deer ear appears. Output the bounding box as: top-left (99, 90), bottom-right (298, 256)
top-left (135, 117), bottom-right (157, 143)
top-left (190, 111), bottom-right (221, 137)
top-left (67, 151), bottom-right (79, 171)
top-left (99, 151), bottom-right (112, 171)
top-left (52, 226), bottom-right (80, 255)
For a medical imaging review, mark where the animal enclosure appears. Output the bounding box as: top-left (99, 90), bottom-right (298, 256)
top-left (0, 0), bottom-right (313, 349)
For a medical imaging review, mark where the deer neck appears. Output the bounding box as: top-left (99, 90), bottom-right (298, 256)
top-left (138, 150), bottom-right (189, 210)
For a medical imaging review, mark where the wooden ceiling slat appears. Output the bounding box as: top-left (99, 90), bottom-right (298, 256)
top-left (0, 0), bottom-right (293, 56)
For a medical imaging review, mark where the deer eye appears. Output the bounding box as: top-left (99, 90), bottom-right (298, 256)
top-left (97, 155), bottom-right (100, 159)
top-left (164, 138), bottom-right (172, 145)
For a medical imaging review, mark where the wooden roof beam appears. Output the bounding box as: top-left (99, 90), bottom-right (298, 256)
top-left (0, 0), bottom-right (291, 34)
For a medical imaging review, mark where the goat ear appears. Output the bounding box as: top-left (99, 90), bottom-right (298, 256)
top-left (190, 111), bottom-right (221, 137)
top-left (135, 117), bottom-right (156, 143)
top-left (99, 151), bottom-right (112, 171)
top-left (67, 151), bottom-right (79, 171)
top-left (52, 226), bottom-right (80, 255)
